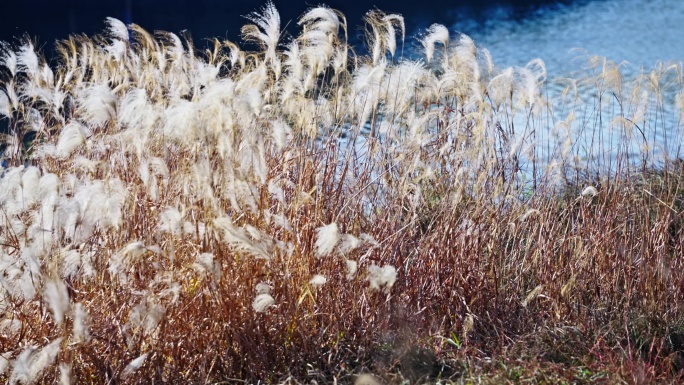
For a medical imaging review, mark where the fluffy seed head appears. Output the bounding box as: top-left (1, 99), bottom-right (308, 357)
top-left (253, 293), bottom-right (275, 312)
top-left (315, 222), bottom-right (340, 257)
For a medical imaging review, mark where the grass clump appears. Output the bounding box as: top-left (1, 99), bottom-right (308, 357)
top-left (1, 2), bottom-right (684, 383)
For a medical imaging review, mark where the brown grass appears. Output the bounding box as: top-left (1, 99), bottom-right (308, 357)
top-left (1, 2), bottom-right (684, 384)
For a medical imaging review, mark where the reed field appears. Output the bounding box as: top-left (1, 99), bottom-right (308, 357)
top-left (1, 2), bottom-right (684, 383)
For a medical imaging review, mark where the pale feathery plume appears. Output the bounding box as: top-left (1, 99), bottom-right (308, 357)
top-left (283, 41), bottom-right (304, 82)
top-left (309, 274), bottom-right (327, 287)
top-left (421, 24), bottom-right (449, 65)
top-left (271, 119), bottom-right (293, 151)
top-left (488, 67), bottom-right (515, 109)
top-left (0, 42), bottom-right (18, 76)
top-left (223, 40), bottom-right (244, 69)
top-left (382, 60), bottom-right (427, 116)
top-left (0, 319), bottom-right (22, 340)
top-left (105, 39), bottom-right (127, 62)
top-left (359, 233), bottom-right (380, 247)
top-left (62, 248), bottom-right (96, 281)
top-left (366, 264), bottom-right (397, 292)
top-left (383, 14), bottom-right (404, 58)
top-left (157, 207), bottom-right (184, 236)
top-left (480, 46), bottom-right (494, 75)
top-left (241, 1), bottom-right (281, 67)
top-left (299, 6), bottom-right (341, 36)
top-left (9, 338), bottom-right (62, 385)
top-left (315, 223), bottom-right (340, 257)
top-left (17, 41), bottom-right (40, 79)
top-left (118, 88), bottom-right (160, 131)
top-left (337, 234), bottom-right (361, 256)
top-left (163, 99), bottom-right (199, 142)
top-left (213, 217), bottom-right (273, 260)
top-left (345, 259), bottom-right (358, 280)
top-left (122, 353), bottom-right (148, 378)
top-left (72, 302), bottom-right (90, 343)
top-left (59, 363), bottom-right (72, 385)
top-left (19, 166), bottom-right (41, 208)
top-left (108, 241), bottom-right (147, 277)
top-left (43, 279), bottom-right (70, 325)
top-left (0, 89), bottom-right (9, 118)
top-left (581, 186), bottom-right (598, 198)
top-left (192, 253), bottom-right (215, 274)
top-left (126, 301), bottom-right (166, 337)
top-left (78, 84), bottom-right (117, 127)
top-left (264, 211), bottom-right (293, 233)
top-left (676, 91), bottom-right (684, 123)
top-left (105, 17), bottom-right (129, 41)
top-left (253, 293), bottom-right (275, 312)
top-left (55, 121), bottom-right (86, 159)
top-left (255, 282), bottom-right (271, 295)
top-left (0, 352), bottom-right (10, 376)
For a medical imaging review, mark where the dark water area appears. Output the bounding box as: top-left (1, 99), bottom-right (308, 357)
top-left (1, 0), bottom-right (577, 56)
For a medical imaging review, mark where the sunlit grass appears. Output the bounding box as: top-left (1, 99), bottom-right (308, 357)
top-left (1, 2), bottom-right (683, 383)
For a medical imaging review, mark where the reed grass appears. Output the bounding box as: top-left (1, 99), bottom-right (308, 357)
top-left (1, 2), bottom-right (683, 383)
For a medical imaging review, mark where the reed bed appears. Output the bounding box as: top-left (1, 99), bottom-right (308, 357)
top-left (1, 2), bottom-right (683, 383)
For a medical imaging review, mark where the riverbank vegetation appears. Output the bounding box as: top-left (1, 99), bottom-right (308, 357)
top-left (1, 2), bottom-right (683, 383)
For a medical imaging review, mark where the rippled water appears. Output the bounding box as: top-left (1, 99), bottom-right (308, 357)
top-left (454, 0), bottom-right (684, 76)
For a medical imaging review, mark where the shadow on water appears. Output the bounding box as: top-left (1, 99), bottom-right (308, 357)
top-left (1, 0), bottom-right (589, 57)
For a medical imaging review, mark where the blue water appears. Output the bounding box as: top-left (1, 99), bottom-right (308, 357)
top-left (452, 0), bottom-right (684, 76)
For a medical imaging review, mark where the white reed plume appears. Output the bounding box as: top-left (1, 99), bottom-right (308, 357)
top-left (0, 319), bottom-right (22, 340)
top-left (0, 352), bottom-right (10, 377)
top-left (118, 88), bottom-right (160, 131)
top-left (78, 83), bottom-right (117, 127)
top-left (515, 59), bottom-right (546, 109)
top-left (0, 87), bottom-right (10, 118)
top-left (192, 253), bottom-right (221, 279)
top-left (309, 274), bottom-right (327, 287)
top-left (382, 60), bottom-right (429, 116)
top-left (72, 302), bottom-right (90, 343)
top-left (0, 42), bottom-right (18, 76)
top-left (122, 353), bottom-right (148, 378)
top-left (164, 99), bottom-right (199, 142)
top-left (255, 282), bottom-right (271, 295)
top-left (17, 41), bottom-right (40, 79)
top-left (298, 6), bottom-right (346, 77)
top-left (345, 259), bottom-right (358, 280)
top-left (488, 67), bottom-right (515, 109)
top-left (271, 118), bottom-right (293, 151)
top-left (43, 279), bottom-right (70, 325)
top-left (241, 1), bottom-right (282, 68)
top-left (126, 300), bottom-right (166, 337)
top-left (9, 338), bottom-right (62, 385)
top-left (253, 293), bottom-right (275, 312)
top-left (58, 363), bottom-right (71, 385)
top-left (213, 217), bottom-right (273, 260)
top-left (366, 264), bottom-right (397, 292)
top-left (315, 223), bottom-right (341, 257)
top-left (54, 121), bottom-right (86, 159)
top-left (421, 24), bottom-right (449, 65)
top-left (382, 14), bottom-right (405, 58)
top-left (105, 17), bottom-right (129, 41)
top-left (581, 186), bottom-right (598, 198)
top-left (157, 207), bottom-right (184, 236)
top-left (337, 234), bottom-right (361, 256)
